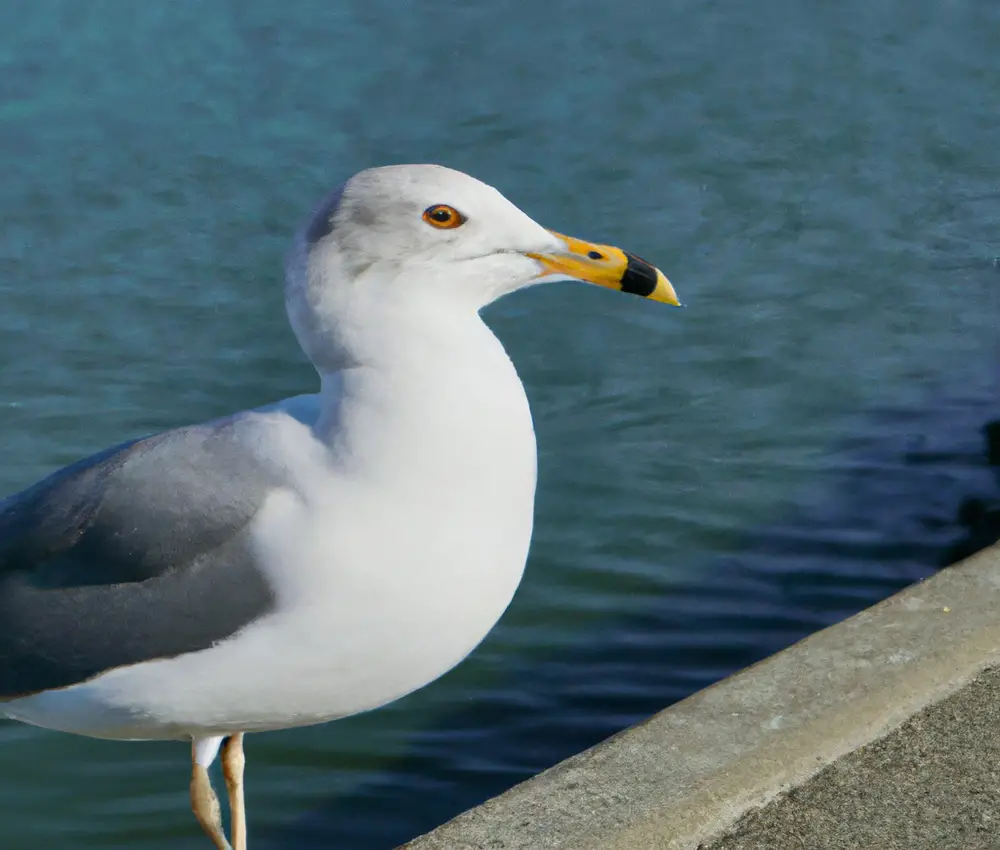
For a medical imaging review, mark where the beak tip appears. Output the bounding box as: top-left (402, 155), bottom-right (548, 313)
top-left (657, 284), bottom-right (683, 308)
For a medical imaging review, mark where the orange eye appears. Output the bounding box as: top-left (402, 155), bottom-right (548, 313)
top-left (422, 204), bottom-right (466, 229)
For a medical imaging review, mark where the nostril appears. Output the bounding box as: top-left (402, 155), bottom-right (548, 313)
top-left (587, 251), bottom-right (604, 260)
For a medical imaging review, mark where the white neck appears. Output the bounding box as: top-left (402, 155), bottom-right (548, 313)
top-left (312, 313), bottom-right (537, 514)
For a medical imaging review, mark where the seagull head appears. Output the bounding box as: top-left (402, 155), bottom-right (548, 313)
top-left (285, 164), bottom-right (679, 369)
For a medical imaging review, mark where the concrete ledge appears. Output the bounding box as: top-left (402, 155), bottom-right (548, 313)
top-left (400, 544), bottom-right (1000, 849)
top-left (706, 665), bottom-right (1000, 849)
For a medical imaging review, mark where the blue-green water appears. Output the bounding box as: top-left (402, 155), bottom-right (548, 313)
top-left (0, 2), bottom-right (997, 847)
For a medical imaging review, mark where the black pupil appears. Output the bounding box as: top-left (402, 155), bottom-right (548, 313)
top-left (588, 250), bottom-right (604, 260)
top-left (432, 208), bottom-right (452, 221)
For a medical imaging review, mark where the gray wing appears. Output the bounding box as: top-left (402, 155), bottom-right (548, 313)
top-left (0, 417), bottom-right (287, 698)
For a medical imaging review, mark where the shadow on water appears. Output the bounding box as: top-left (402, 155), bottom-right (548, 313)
top-left (258, 391), bottom-right (999, 849)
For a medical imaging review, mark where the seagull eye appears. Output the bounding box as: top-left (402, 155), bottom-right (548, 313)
top-left (422, 204), bottom-right (466, 230)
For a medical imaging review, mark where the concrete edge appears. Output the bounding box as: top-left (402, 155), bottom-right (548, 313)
top-left (400, 544), bottom-right (1000, 850)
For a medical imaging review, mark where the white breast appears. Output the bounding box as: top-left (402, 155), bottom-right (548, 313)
top-left (6, 319), bottom-right (537, 740)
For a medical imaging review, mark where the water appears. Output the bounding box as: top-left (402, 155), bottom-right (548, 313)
top-left (0, 2), bottom-right (997, 847)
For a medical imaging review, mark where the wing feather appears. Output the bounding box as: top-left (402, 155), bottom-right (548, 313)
top-left (0, 417), bottom-right (286, 697)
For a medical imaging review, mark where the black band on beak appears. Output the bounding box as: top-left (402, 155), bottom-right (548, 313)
top-left (620, 252), bottom-right (659, 297)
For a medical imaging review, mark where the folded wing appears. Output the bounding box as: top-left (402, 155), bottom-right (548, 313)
top-left (0, 418), bottom-right (289, 698)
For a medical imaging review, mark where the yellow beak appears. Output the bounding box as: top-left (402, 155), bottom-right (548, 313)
top-left (526, 231), bottom-right (681, 306)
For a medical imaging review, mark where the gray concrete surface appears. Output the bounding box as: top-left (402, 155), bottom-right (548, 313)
top-left (707, 666), bottom-right (1000, 850)
top-left (400, 544), bottom-right (1000, 850)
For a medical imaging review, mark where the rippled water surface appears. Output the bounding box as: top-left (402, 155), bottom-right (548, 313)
top-left (0, 2), bottom-right (997, 847)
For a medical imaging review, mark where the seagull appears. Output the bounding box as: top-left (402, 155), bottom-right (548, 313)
top-left (0, 164), bottom-right (679, 849)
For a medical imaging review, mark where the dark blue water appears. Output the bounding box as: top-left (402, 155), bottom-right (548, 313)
top-left (0, 2), bottom-right (997, 847)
